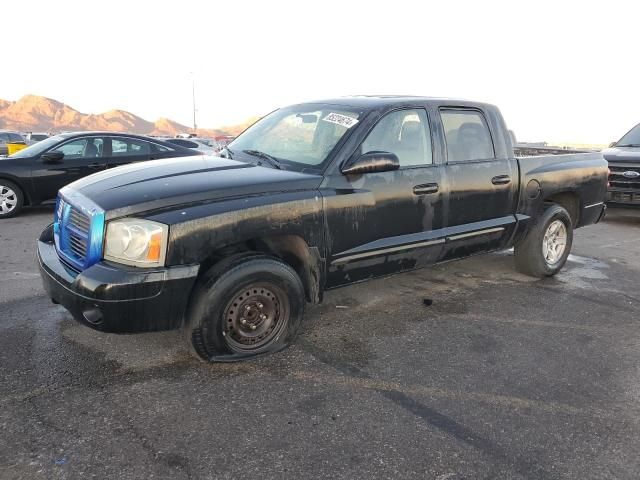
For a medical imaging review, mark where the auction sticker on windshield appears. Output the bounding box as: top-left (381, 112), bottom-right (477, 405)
top-left (323, 113), bottom-right (359, 129)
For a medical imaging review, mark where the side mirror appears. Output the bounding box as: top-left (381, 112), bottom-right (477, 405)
top-left (41, 151), bottom-right (64, 163)
top-left (342, 151), bottom-right (400, 175)
top-left (609, 142), bottom-right (617, 148)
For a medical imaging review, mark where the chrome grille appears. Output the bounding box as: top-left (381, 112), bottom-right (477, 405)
top-left (54, 192), bottom-right (105, 273)
top-left (69, 208), bottom-right (90, 233)
top-left (609, 164), bottom-right (640, 191)
top-left (55, 197), bottom-right (91, 270)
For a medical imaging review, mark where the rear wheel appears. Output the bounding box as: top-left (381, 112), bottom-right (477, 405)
top-left (514, 204), bottom-right (573, 277)
top-left (0, 180), bottom-right (24, 218)
top-left (184, 255), bottom-right (305, 361)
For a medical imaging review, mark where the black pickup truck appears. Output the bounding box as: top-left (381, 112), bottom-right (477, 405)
top-left (37, 96), bottom-right (608, 361)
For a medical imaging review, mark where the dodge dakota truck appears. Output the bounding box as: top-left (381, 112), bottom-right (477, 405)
top-left (37, 96), bottom-right (608, 361)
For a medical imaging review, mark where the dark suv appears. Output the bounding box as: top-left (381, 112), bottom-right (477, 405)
top-left (603, 123), bottom-right (640, 205)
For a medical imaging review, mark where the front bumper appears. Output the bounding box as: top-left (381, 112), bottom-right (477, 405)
top-left (607, 190), bottom-right (640, 205)
top-left (37, 224), bottom-right (199, 333)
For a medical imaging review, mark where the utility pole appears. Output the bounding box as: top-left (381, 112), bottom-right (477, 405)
top-left (191, 72), bottom-right (197, 136)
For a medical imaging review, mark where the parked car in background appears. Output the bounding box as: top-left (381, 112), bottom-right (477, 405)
top-left (215, 136), bottom-right (235, 149)
top-left (603, 123), bottom-right (640, 205)
top-left (0, 132), bottom-right (198, 218)
top-left (165, 137), bottom-right (219, 154)
top-left (36, 96), bottom-right (608, 361)
top-left (24, 132), bottom-right (51, 145)
top-left (0, 130), bottom-right (27, 156)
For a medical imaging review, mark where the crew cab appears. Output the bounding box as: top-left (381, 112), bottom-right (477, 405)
top-left (0, 132), bottom-right (198, 218)
top-left (37, 97), bottom-right (608, 361)
top-left (603, 122), bottom-right (640, 205)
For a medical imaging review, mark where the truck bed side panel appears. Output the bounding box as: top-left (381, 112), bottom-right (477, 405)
top-left (514, 152), bottom-right (608, 239)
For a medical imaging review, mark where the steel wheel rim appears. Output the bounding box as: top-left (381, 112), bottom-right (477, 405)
top-left (542, 219), bottom-right (567, 266)
top-left (223, 283), bottom-right (289, 351)
top-left (0, 185), bottom-right (17, 214)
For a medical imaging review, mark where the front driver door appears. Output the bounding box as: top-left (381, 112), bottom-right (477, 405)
top-left (323, 108), bottom-right (446, 288)
top-left (32, 136), bottom-right (107, 202)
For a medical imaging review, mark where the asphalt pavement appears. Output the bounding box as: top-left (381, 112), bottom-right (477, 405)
top-left (1, 205), bottom-right (639, 479)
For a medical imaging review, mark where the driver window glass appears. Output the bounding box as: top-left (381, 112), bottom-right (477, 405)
top-left (53, 138), bottom-right (103, 158)
top-left (361, 109), bottom-right (432, 167)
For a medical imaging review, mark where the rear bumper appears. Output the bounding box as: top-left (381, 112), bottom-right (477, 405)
top-left (37, 224), bottom-right (199, 333)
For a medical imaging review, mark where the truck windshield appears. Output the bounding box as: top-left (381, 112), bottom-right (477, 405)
top-left (228, 104), bottom-right (362, 170)
top-left (616, 124), bottom-right (640, 147)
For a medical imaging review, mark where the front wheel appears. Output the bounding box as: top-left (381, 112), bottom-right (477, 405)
top-left (514, 204), bottom-right (573, 278)
top-left (184, 255), bottom-right (305, 361)
top-left (0, 180), bottom-right (24, 218)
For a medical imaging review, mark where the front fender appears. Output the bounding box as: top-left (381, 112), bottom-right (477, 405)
top-left (146, 191), bottom-right (325, 266)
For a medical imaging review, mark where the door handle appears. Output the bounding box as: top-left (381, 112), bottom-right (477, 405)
top-left (413, 183), bottom-right (439, 195)
top-left (491, 175), bottom-right (511, 185)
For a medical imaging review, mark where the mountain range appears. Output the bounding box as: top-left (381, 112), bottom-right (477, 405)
top-left (0, 95), bottom-right (259, 138)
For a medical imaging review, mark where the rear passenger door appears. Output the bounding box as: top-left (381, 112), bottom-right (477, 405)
top-left (438, 108), bottom-right (518, 259)
top-left (105, 137), bottom-right (153, 169)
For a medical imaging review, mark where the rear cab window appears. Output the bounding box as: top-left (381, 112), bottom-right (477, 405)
top-left (440, 109), bottom-right (495, 162)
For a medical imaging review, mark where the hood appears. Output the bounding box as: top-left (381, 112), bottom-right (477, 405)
top-left (602, 146), bottom-right (640, 163)
top-left (64, 155), bottom-right (323, 219)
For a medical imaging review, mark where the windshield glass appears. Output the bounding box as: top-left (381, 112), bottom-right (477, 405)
top-left (617, 124), bottom-right (640, 146)
top-left (229, 104), bottom-right (362, 170)
top-left (9, 134), bottom-right (66, 158)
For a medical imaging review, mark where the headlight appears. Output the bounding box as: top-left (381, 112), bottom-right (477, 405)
top-left (104, 218), bottom-right (168, 267)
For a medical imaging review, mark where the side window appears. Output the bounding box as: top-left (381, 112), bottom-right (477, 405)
top-left (9, 133), bottom-right (25, 143)
top-left (441, 109), bottom-right (495, 162)
top-left (110, 138), bottom-right (151, 156)
top-left (151, 143), bottom-right (173, 153)
top-left (361, 109), bottom-right (432, 167)
top-left (169, 139), bottom-right (198, 148)
top-left (53, 138), bottom-right (103, 158)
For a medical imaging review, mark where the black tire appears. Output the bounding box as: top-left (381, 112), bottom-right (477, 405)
top-left (0, 180), bottom-right (24, 218)
top-left (184, 254), bottom-right (305, 362)
top-left (514, 204), bottom-right (573, 278)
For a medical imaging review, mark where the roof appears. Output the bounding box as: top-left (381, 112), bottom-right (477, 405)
top-left (296, 95), bottom-right (494, 111)
top-left (56, 131), bottom-right (157, 138)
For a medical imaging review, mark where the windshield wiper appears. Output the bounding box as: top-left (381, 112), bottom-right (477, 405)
top-left (616, 144), bottom-right (640, 147)
top-left (242, 149), bottom-right (283, 170)
top-left (222, 146), bottom-right (234, 159)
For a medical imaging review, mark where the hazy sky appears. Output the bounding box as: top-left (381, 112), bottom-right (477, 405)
top-left (3, 0), bottom-right (638, 144)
